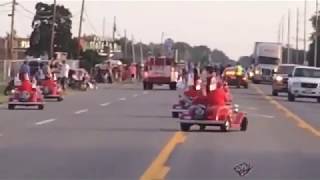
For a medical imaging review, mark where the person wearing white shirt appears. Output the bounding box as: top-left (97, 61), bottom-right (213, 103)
top-left (59, 60), bottom-right (70, 90)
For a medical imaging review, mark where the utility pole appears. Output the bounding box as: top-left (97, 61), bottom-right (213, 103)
top-left (161, 32), bottom-right (164, 56)
top-left (77, 0), bottom-right (85, 59)
top-left (131, 35), bottom-right (135, 64)
top-left (112, 16), bottom-right (116, 52)
top-left (124, 29), bottom-right (127, 60)
top-left (102, 17), bottom-right (106, 39)
top-left (140, 40), bottom-right (143, 63)
top-left (281, 15), bottom-right (285, 46)
top-left (303, 0), bottom-right (307, 64)
top-left (9, 0), bottom-right (16, 60)
top-left (50, 0), bottom-right (57, 59)
top-left (296, 8), bottom-right (300, 64)
top-left (287, 9), bottom-right (291, 64)
top-left (278, 19), bottom-right (281, 43)
top-left (315, 0), bottom-right (319, 67)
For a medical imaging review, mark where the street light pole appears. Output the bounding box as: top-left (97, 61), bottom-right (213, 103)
top-left (303, 0), bottom-right (307, 64)
top-left (50, 0), bottom-right (57, 59)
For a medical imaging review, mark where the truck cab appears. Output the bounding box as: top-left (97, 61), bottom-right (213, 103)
top-left (252, 42), bottom-right (282, 84)
top-left (143, 56), bottom-right (178, 90)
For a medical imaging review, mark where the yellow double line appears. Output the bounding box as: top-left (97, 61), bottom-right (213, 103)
top-left (140, 132), bottom-right (186, 180)
top-left (252, 84), bottom-right (320, 137)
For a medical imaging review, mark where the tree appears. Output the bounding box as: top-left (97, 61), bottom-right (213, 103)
top-left (80, 50), bottom-right (104, 71)
top-left (26, 2), bottom-right (73, 59)
top-left (307, 12), bottom-right (320, 66)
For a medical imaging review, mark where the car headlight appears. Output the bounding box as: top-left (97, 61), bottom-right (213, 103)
top-left (249, 72), bottom-right (254, 77)
top-left (195, 84), bottom-right (201, 90)
top-left (255, 70), bottom-right (260, 74)
top-left (275, 76), bottom-right (283, 82)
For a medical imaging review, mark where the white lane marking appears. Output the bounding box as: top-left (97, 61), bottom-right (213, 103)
top-left (35, 118), bottom-right (56, 125)
top-left (100, 102), bottom-right (111, 107)
top-left (119, 97), bottom-right (126, 101)
top-left (251, 113), bottom-right (274, 119)
top-left (143, 91), bottom-right (149, 94)
top-left (132, 94), bottom-right (138, 98)
top-left (74, 109), bottom-right (88, 114)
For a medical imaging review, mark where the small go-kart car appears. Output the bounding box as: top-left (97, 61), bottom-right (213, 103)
top-left (222, 67), bottom-right (248, 89)
top-left (41, 79), bottom-right (63, 101)
top-left (8, 82), bottom-right (45, 110)
top-left (178, 104), bottom-right (248, 132)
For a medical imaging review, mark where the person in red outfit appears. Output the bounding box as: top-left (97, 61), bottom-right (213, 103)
top-left (19, 79), bottom-right (33, 92)
top-left (207, 81), bottom-right (228, 106)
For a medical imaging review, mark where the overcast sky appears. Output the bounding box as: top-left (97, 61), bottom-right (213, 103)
top-left (0, 0), bottom-right (317, 60)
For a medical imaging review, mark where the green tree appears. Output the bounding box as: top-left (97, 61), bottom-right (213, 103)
top-left (307, 13), bottom-right (320, 66)
top-left (26, 2), bottom-right (73, 58)
top-left (80, 50), bottom-right (104, 71)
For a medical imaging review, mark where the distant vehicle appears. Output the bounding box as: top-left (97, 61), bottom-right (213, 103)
top-left (251, 42), bottom-right (282, 84)
top-left (143, 56), bottom-right (179, 90)
top-left (287, 65), bottom-right (320, 102)
top-left (272, 64), bottom-right (296, 96)
top-left (222, 67), bottom-right (248, 88)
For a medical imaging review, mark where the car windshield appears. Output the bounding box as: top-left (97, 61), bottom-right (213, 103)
top-left (277, 66), bottom-right (294, 74)
top-left (294, 68), bottom-right (320, 78)
top-left (257, 56), bottom-right (279, 65)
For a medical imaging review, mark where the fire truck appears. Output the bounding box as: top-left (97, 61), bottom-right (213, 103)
top-left (143, 56), bottom-right (179, 90)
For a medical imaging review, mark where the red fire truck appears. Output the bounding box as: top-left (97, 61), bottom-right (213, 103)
top-left (143, 56), bottom-right (179, 90)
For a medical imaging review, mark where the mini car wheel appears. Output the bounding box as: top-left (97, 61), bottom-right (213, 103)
top-left (240, 118), bottom-right (248, 131)
top-left (317, 98), bottom-right (320, 103)
top-left (243, 84), bottom-right (249, 89)
top-left (172, 112), bottom-right (179, 118)
top-left (199, 125), bottom-right (206, 131)
top-left (148, 83), bottom-right (153, 90)
top-left (288, 91), bottom-right (295, 102)
top-left (272, 90), bottom-right (278, 96)
top-left (221, 121), bottom-right (230, 132)
top-left (180, 123), bottom-right (191, 132)
top-left (143, 82), bottom-right (148, 90)
top-left (8, 104), bottom-right (14, 110)
top-left (57, 97), bottom-right (63, 102)
top-left (38, 105), bottom-right (44, 110)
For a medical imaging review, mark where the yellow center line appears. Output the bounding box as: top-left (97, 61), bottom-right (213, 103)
top-left (140, 131), bottom-right (186, 180)
top-left (252, 84), bottom-right (320, 137)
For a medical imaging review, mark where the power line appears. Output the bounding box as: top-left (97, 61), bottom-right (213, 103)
top-left (84, 8), bottom-right (98, 34)
top-left (0, 1), bottom-right (11, 7)
top-left (16, 3), bottom-right (34, 15)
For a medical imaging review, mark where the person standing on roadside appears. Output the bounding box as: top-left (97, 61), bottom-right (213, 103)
top-left (59, 60), bottom-right (70, 91)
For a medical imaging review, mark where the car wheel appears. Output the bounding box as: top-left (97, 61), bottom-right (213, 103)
top-left (244, 84), bottom-right (249, 89)
top-left (317, 98), bottom-right (320, 103)
top-left (8, 104), bottom-right (14, 110)
top-left (143, 82), bottom-right (148, 90)
top-left (240, 118), bottom-right (248, 131)
top-left (252, 80), bottom-right (260, 84)
top-left (288, 91), bottom-right (295, 102)
top-left (57, 97), bottom-right (63, 102)
top-left (180, 123), bottom-right (191, 132)
top-left (148, 83), bottom-right (153, 90)
top-left (38, 105), bottom-right (44, 110)
top-left (221, 120), bottom-right (230, 132)
top-left (272, 90), bottom-right (278, 96)
top-left (199, 125), bottom-right (206, 131)
top-left (172, 112), bottom-right (179, 118)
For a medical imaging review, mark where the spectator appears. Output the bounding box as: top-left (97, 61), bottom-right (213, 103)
top-left (59, 60), bottom-right (70, 90)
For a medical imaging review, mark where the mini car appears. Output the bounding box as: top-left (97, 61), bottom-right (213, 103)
top-left (178, 104), bottom-right (248, 132)
top-left (222, 67), bottom-right (248, 88)
top-left (41, 79), bottom-right (63, 101)
top-left (8, 82), bottom-right (45, 110)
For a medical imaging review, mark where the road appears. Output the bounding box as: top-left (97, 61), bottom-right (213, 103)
top-left (0, 83), bottom-right (320, 179)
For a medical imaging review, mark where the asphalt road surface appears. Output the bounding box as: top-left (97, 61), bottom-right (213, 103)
top-left (0, 83), bottom-right (320, 180)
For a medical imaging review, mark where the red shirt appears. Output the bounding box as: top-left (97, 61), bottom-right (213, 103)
top-left (19, 80), bottom-right (32, 92)
top-left (207, 87), bottom-right (227, 106)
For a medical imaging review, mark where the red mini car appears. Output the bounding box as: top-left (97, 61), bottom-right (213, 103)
top-left (178, 104), bottom-right (248, 132)
top-left (41, 79), bottom-right (63, 101)
top-left (8, 80), bottom-right (45, 110)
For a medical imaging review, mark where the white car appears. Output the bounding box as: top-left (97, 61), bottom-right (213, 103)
top-left (287, 65), bottom-right (320, 102)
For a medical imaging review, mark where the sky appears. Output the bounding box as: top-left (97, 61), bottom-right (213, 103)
top-left (0, 0), bottom-right (317, 60)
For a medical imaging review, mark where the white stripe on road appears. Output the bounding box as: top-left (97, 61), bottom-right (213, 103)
top-left (35, 118), bottom-right (56, 125)
top-left (143, 91), bottom-right (149, 95)
top-left (119, 97), bottom-right (126, 101)
top-left (251, 114), bottom-right (274, 119)
top-left (132, 94), bottom-right (138, 98)
top-left (100, 102), bottom-right (111, 107)
top-left (74, 109), bottom-right (88, 114)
